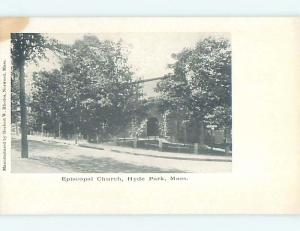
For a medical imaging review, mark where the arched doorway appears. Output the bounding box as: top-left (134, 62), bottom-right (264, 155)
top-left (147, 117), bottom-right (159, 137)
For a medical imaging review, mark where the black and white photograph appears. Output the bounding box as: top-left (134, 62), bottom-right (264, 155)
top-left (11, 32), bottom-right (232, 173)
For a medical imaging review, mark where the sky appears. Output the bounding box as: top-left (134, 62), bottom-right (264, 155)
top-left (26, 33), bottom-right (229, 96)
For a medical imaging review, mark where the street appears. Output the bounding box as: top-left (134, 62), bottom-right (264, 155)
top-left (11, 137), bottom-right (232, 173)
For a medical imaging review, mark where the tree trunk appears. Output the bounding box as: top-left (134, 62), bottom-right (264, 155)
top-left (19, 59), bottom-right (28, 158)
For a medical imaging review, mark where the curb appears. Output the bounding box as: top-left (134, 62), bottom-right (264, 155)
top-left (110, 149), bottom-right (232, 162)
top-left (78, 144), bottom-right (105, 150)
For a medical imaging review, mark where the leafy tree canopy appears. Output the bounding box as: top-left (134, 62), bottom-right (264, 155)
top-left (30, 35), bottom-right (142, 138)
top-left (156, 37), bottom-right (231, 129)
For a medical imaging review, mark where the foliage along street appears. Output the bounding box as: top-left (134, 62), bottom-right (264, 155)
top-left (11, 33), bottom-right (232, 172)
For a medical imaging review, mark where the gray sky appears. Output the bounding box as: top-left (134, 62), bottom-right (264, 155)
top-left (26, 33), bottom-right (229, 97)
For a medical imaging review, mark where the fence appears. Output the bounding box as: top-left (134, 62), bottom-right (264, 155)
top-left (115, 138), bottom-right (230, 155)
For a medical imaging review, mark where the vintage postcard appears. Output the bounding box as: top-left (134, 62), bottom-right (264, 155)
top-left (0, 17), bottom-right (299, 214)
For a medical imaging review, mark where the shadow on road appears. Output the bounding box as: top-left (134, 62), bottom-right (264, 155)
top-left (12, 138), bottom-right (185, 173)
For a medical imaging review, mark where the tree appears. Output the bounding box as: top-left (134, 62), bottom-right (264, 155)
top-left (30, 35), bottom-right (141, 141)
top-left (187, 37), bottom-right (231, 128)
top-left (30, 70), bottom-right (67, 136)
top-left (61, 35), bottom-right (140, 139)
top-left (11, 33), bottom-right (48, 158)
top-left (156, 37), bottom-right (231, 144)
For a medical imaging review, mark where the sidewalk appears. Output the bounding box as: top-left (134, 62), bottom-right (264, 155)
top-left (25, 135), bottom-right (232, 162)
top-left (108, 146), bottom-right (232, 162)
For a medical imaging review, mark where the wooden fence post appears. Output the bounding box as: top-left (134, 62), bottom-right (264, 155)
top-left (194, 143), bottom-right (198, 154)
top-left (159, 139), bottom-right (163, 152)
